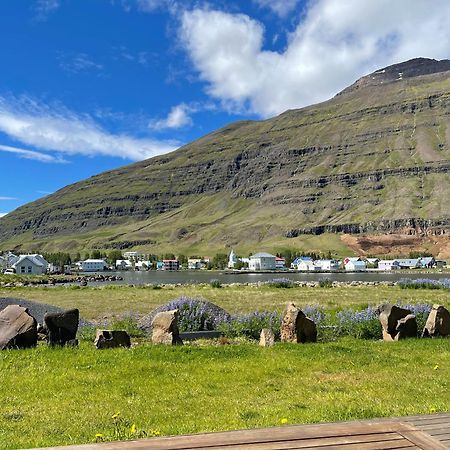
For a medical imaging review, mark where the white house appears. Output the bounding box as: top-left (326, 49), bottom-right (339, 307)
top-left (298, 260), bottom-right (321, 271)
top-left (188, 258), bottom-right (209, 270)
top-left (135, 260), bottom-right (152, 271)
top-left (275, 257), bottom-right (286, 269)
top-left (79, 259), bottom-right (108, 272)
top-left (123, 251), bottom-right (146, 261)
top-left (344, 257), bottom-right (366, 271)
top-left (249, 252), bottom-right (276, 271)
top-left (116, 259), bottom-right (133, 270)
top-left (396, 259), bottom-right (420, 269)
top-left (291, 256), bottom-right (313, 270)
top-left (12, 254), bottom-right (48, 275)
top-left (315, 259), bottom-right (340, 271)
top-left (378, 260), bottom-right (400, 270)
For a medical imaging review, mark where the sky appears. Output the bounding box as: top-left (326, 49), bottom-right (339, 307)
top-left (1, 0), bottom-right (450, 217)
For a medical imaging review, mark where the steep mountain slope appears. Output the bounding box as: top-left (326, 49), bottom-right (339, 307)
top-left (1, 58), bottom-right (450, 256)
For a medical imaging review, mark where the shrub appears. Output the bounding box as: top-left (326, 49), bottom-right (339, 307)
top-left (110, 313), bottom-right (146, 338)
top-left (336, 307), bottom-right (381, 339)
top-left (139, 297), bottom-right (231, 333)
top-left (209, 279), bottom-right (222, 288)
top-left (398, 278), bottom-right (450, 291)
top-left (318, 278), bottom-right (333, 288)
top-left (219, 311), bottom-right (281, 340)
top-left (266, 278), bottom-right (293, 288)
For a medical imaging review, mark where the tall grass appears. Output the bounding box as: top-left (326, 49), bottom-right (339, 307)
top-left (1, 339), bottom-right (449, 449)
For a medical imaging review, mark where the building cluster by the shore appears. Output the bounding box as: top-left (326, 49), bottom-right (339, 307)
top-left (0, 249), bottom-right (448, 275)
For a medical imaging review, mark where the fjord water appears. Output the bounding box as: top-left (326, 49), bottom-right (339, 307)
top-left (86, 271), bottom-right (450, 285)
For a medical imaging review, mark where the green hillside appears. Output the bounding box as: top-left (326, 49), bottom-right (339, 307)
top-left (1, 58), bottom-right (450, 256)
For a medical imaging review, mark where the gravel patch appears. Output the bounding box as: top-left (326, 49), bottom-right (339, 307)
top-left (0, 297), bottom-right (93, 327)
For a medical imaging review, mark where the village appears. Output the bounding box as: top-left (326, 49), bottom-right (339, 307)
top-left (0, 249), bottom-right (447, 275)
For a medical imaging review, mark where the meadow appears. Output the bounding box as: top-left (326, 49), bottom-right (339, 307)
top-left (1, 283), bottom-right (449, 321)
top-left (0, 283), bottom-right (449, 449)
top-left (1, 339), bottom-right (449, 449)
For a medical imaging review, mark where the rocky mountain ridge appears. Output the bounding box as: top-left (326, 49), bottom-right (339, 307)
top-left (1, 57), bottom-right (450, 256)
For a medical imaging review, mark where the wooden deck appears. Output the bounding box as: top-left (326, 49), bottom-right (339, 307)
top-left (34, 413), bottom-right (450, 450)
top-left (403, 413), bottom-right (450, 448)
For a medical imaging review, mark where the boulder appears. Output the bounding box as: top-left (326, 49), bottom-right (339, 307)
top-left (44, 308), bottom-right (79, 346)
top-left (259, 328), bottom-right (275, 347)
top-left (377, 304), bottom-right (415, 341)
top-left (0, 305), bottom-right (37, 349)
top-left (422, 304), bottom-right (450, 337)
top-left (280, 302), bottom-right (317, 343)
top-left (151, 309), bottom-right (183, 345)
top-left (395, 314), bottom-right (417, 340)
top-left (94, 330), bottom-right (131, 349)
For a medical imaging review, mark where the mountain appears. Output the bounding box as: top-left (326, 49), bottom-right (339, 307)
top-left (1, 57), bottom-right (450, 258)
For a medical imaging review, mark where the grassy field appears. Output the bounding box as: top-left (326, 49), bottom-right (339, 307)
top-left (1, 339), bottom-right (449, 449)
top-left (1, 284), bottom-right (449, 321)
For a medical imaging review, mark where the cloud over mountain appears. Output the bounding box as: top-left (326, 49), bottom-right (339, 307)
top-left (180, 0), bottom-right (450, 116)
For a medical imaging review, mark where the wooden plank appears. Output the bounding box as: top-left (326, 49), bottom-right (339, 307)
top-left (32, 422), bottom-right (421, 450)
top-left (403, 414), bottom-right (450, 424)
top-left (32, 416), bottom-right (450, 450)
top-left (199, 433), bottom-right (406, 449)
top-left (298, 440), bottom-right (416, 449)
top-left (431, 433), bottom-right (450, 440)
top-left (412, 423), bottom-right (450, 432)
top-left (398, 429), bottom-right (450, 450)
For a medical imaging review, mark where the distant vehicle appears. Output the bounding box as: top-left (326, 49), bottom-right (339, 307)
top-left (3, 268), bottom-right (15, 275)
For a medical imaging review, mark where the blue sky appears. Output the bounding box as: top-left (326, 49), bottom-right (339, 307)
top-left (1, 0), bottom-right (450, 217)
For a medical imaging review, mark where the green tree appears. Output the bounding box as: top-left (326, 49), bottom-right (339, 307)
top-left (108, 250), bottom-right (123, 264)
top-left (177, 254), bottom-right (188, 266)
top-left (91, 250), bottom-right (103, 259)
top-left (212, 253), bottom-right (228, 270)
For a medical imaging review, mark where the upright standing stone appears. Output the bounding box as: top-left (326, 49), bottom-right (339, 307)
top-left (44, 308), bottom-right (79, 346)
top-left (259, 328), bottom-right (275, 347)
top-left (395, 314), bottom-right (417, 340)
top-left (377, 304), bottom-right (417, 341)
top-left (94, 330), bottom-right (131, 349)
top-left (0, 305), bottom-right (37, 349)
top-left (151, 309), bottom-right (183, 345)
top-left (280, 302), bottom-right (317, 343)
top-left (422, 304), bottom-right (450, 337)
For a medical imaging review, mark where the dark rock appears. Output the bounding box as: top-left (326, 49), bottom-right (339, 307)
top-left (44, 308), bottom-right (79, 346)
top-left (94, 330), bottom-right (131, 349)
top-left (422, 304), bottom-right (450, 337)
top-left (280, 302), bottom-right (317, 343)
top-left (377, 304), bottom-right (416, 341)
top-left (395, 314), bottom-right (417, 340)
top-left (151, 309), bottom-right (183, 345)
top-left (0, 305), bottom-right (37, 349)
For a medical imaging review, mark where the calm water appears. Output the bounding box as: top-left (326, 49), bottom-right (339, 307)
top-left (84, 270), bottom-right (450, 285)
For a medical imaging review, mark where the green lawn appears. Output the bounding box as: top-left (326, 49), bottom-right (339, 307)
top-left (0, 339), bottom-right (449, 449)
top-left (1, 284), bottom-right (449, 321)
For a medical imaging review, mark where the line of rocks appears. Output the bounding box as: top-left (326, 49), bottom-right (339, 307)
top-left (0, 274), bottom-right (123, 288)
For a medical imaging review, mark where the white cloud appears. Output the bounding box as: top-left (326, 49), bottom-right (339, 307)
top-left (0, 196), bottom-right (17, 201)
top-left (33, 0), bottom-right (60, 21)
top-left (149, 103), bottom-right (193, 130)
top-left (0, 97), bottom-right (180, 161)
top-left (135, 0), bottom-right (178, 13)
top-left (180, 1), bottom-right (450, 117)
top-left (253, 0), bottom-right (300, 18)
top-left (0, 144), bottom-right (67, 163)
top-left (59, 53), bottom-right (104, 74)
top-left (0, 213), bottom-right (8, 218)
